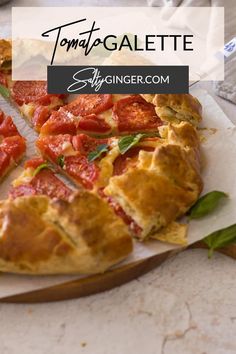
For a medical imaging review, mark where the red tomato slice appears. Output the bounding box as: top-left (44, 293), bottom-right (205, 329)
top-left (0, 136), bottom-right (26, 162)
top-left (64, 155), bottom-right (99, 190)
top-left (113, 95), bottom-right (162, 133)
top-left (0, 150), bottom-right (11, 176)
top-left (78, 114), bottom-right (112, 134)
top-left (0, 110), bottom-right (4, 124)
top-left (12, 81), bottom-right (59, 106)
top-left (24, 157), bottom-right (45, 169)
top-left (113, 146), bottom-right (154, 176)
top-left (40, 110), bottom-right (77, 135)
top-left (9, 184), bottom-right (37, 199)
top-left (0, 115), bottom-right (19, 137)
top-left (98, 189), bottom-right (142, 236)
top-left (30, 169), bottom-right (72, 201)
top-left (109, 199), bottom-right (142, 236)
top-left (64, 94), bottom-right (113, 116)
top-left (37, 135), bottom-right (99, 189)
top-left (32, 106), bottom-right (50, 131)
top-left (72, 134), bottom-right (108, 155)
top-left (36, 135), bottom-right (73, 163)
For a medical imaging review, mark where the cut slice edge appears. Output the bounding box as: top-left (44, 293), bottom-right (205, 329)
top-left (9, 157), bottom-right (74, 201)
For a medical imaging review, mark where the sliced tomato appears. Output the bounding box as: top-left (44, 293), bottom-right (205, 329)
top-left (9, 184), bottom-right (37, 199)
top-left (0, 115), bottom-right (19, 137)
top-left (113, 95), bottom-right (162, 133)
top-left (98, 189), bottom-right (142, 236)
top-left (64, 94), bottom-right (113, 116)
top-left (37, 135), bottom-right (99, 189)
top-left (24, 157), bottom-right (45, 169)
top-left (32, 105), bottom-right (50, 131)
top-left (0, 150), bottom-right (11, 176)
top-left (30, 169), bottom-right (72, 201)
top-left (109, 198), bottom-right (142, 236)
top-left (40, 110), bottom-right (77, 135)
top-left (0, 110), bottom-right (4, 124)
top-left (78, 114), bottom-right (112, 134)
top-left (0, 136), bottom-right (26, 162)
top-left (113, 146), bottom-right (154, 176)
top-left (64, 155), bottom-right (99, 189)
top-left (11, 81), bottom-right (60, 106)
top-left (36, 134), bottom-right (73, 162)
top-left (72, 134), bottom-right (108, 155)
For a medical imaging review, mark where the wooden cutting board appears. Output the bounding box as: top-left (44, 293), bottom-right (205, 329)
top-left (1, 241), bottom-right (235, 303)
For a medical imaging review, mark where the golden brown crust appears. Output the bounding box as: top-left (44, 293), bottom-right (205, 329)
top-left (0, 192), bottom-right (133, 274)
top-left (0, 39), bottom-right (11, 70)
top-left (104, 122), bottom-right (203, 240)
top-left (142, 94), bottom-right (202, 126)
top-left (164, 122), bottom-right (201, 172)
top-left (164, 121), bottom-right (200, 149)
top-left (0, 196), bottom-right (71, 264)
top-left (151, 221), bottom-right (188, 246)
top-left (48, 191), bottom-right (133, 265)
top-left (149, 144), bottom-right (202, 191)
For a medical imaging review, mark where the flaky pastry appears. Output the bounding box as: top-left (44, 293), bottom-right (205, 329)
top-left (142, 94), bottom-right (202, 126)
top-left (0, 191), bottom-right (132, 274)
top-left (104, 122), bottom-right (203, 240)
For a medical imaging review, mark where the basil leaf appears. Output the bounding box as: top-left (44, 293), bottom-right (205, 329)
top-left (0, 84), bottom-right (9, 99)
top-left (33, 163), bottom-right (48, 177)
top-left (118, 134), bottom-right (145, 154)
top-left (203, 223), bottom-right (236, 258)
top-left (118, 132), bottom-right (160, 155)
top-left (57, 155), bottom-right (65, 168)
top-left (88, 144), bottom-right (109, 162)
top-left (188, 191), bottom-right (228, 219)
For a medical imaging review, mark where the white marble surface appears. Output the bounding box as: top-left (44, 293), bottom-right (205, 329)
top-left (0, 2), bottom-right (236, 354)
top-left (1, 249), bottom-right (236, 354)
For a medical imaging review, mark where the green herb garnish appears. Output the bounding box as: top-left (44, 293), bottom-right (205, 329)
top-left (57, 155), bottom-right (65, 168)
top-left (188, 191), bottom-right (228, 219)
top-left (204, 223), bottom-right (236, 258)
top-left (33, 163), bottom-right (48, 176)
top-left (118, 133), bottom-right (158, 155)
top-left (88, 144), bottom-right (109, 162)
top-left (0, 84), bottom-right (10, 99)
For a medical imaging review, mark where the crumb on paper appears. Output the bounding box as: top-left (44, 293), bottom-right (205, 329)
top-left (198, 127), bottom-right (218, 133)
top-left (199, 135), bottom-right (207, 143)
top-left (198, 127), bottom-right (218, 143)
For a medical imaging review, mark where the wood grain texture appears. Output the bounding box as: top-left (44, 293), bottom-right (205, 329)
top-left (1, 242), bottom-right (235, 303)
top-left (0, 250), bottom-right (176, 303)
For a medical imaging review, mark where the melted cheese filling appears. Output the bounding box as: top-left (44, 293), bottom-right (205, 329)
top-left (61, 142), bottom-right (77, 156)
top-left (19, 97), bottom-right (64, 121)
top-left (96, 145), bottom-right (120, 188)
top-left (99, 108), bottom-right (115, 129)
top-left (19, 103), bottom-right (35, 120)
top-left (12, 168), bottom-right (33, 187)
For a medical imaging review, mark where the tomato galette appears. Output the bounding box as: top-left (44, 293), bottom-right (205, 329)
top-left (0, 39), bottom-right (203, 274)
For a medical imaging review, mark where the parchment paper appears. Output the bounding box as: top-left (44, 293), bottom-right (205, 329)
top-left (0, 88), bottom-right (235, 299)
